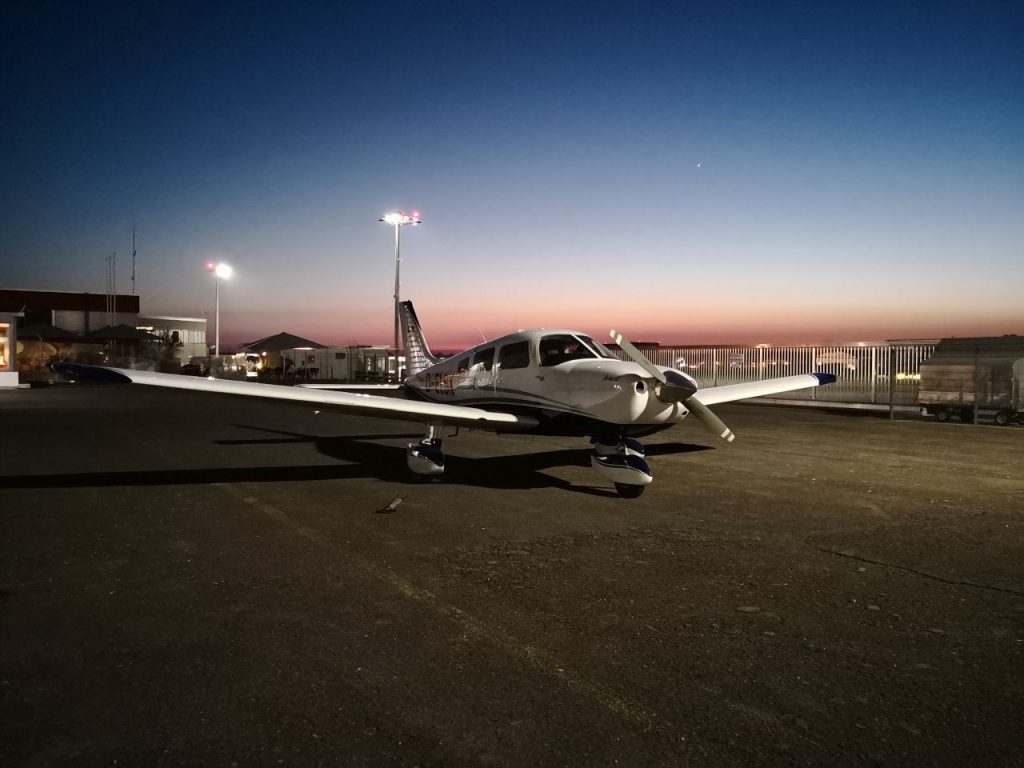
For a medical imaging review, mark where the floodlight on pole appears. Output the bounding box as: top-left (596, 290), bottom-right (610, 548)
top-left (206, 261), bottom-right (233, 357)
top-left (378, 210), bottom-right (421, 372)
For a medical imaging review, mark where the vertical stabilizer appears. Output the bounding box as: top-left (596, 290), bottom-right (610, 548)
top-left (399, 301), bottom-right (439, 376)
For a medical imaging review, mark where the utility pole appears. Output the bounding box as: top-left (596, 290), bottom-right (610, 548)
top-left (131, 226), bottom-right (137, 296)
top-left (378, 210), bottom-right (421, 378)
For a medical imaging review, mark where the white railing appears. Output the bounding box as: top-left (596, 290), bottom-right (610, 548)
top-left (615, 343), bottom-right (937, 405)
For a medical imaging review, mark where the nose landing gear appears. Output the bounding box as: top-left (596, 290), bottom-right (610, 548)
top-left (590, 435), bottom-right (652, 498)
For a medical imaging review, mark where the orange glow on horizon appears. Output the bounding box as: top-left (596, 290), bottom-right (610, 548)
top-left (213, 301), bottom-right (1021, 352)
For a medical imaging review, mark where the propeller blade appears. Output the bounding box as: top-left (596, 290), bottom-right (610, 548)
top-left (612, 330), bottom-right (695, 399)
top-left (612, 328), bottom-right (734, 441)
top-left (610, 330), bottom-right (665, 383)
top-left (687, 395), bottom-right (736, 442)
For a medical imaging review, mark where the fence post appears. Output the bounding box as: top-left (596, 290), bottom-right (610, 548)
top-left (889, 347), bottom-right (896, 421)
top-left (871, 346), bottom-right (877, 404)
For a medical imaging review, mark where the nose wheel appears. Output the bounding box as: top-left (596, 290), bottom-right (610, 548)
top-left (590, 435), bottom-right (652, 498)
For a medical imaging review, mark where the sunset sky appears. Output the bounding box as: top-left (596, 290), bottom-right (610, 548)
top-left (2, 1), bottom-right (1021, 350)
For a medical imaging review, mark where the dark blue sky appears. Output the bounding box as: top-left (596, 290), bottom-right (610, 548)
top-left (2, 0), bottom-right (1021, 347)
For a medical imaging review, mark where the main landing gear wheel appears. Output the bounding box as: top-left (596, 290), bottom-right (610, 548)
top-left (407, 425), bottom-right (445, 478)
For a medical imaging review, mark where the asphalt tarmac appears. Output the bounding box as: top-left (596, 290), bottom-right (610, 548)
top-left (1, 384), bottom-right (1022, 766)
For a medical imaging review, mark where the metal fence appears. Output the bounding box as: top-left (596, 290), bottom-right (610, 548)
top-left (618, 343), bottom-right (937, 406)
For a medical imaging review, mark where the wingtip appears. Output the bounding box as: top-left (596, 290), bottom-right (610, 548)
top-left (811, 372), bottom-right (838, 385)
top-left (52, 362), bottom-right (132, 383)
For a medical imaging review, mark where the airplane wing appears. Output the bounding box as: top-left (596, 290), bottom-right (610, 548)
top-left (54, 364), bottom-right (537, 431)
top-left (693, 373), bottom-right (836, 406)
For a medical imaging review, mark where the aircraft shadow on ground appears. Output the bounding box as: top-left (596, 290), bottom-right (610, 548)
top-left (0, 426), bottom-right (711, 496)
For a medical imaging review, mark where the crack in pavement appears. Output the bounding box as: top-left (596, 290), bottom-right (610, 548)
top-left (814, 546), bottom-right (1024, 597)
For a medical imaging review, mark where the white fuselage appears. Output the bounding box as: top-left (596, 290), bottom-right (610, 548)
top-left (404, 328), bottom-right (695, 434)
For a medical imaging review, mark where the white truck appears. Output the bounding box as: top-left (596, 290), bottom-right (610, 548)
top-left (918, 336), bottom-right (1024, 425)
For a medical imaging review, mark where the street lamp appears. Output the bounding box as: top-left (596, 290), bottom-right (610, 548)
top-left (378, 210), bottom-right (421, 371)
top-left (206, 261), bottom-right (233, 357)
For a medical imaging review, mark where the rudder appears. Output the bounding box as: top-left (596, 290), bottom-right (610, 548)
top-left (399, 301), bottom-right (439, 376)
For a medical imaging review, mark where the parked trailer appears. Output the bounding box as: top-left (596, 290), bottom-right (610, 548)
top-left (917, 336), bottom-right (1024, 425)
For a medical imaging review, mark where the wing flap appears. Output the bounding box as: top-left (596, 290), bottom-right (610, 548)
top-left (694, 373), bottom-right (836, 406)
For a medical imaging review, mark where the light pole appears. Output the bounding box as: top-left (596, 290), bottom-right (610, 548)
top-left (379, 210), bottom-right (421, 373)
top-left (206, 261), bottom-right (233, 356)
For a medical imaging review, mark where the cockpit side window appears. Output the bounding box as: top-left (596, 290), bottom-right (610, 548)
top-left (539, 335), bottom-right (597, 367)
top-left (498, 340), bottom-right (530, 369)
top-left (472, 347), bottom-right (495, 371)
top-left (456, 357), bottom-right (469, 373)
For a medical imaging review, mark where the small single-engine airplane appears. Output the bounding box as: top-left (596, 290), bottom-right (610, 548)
top-left (57, 302), bottom-right (834, 497)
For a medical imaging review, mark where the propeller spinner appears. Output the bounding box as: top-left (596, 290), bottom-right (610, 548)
top-left (610, 330), bottom-right (735, 442)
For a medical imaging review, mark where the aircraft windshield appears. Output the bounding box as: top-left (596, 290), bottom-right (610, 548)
top-left (539, 335), bottom-right (598, 366)
top-left (577, 336), bottom-right (618, 360)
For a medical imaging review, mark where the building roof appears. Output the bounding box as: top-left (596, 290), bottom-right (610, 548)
top-left (17, 322), bottom-right (84, 341)
top-left (0, 289), bottom-right (140, 314)
top-left (240, 332), bottom-right (327, 352)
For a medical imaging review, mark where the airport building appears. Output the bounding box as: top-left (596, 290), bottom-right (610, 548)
top-left (280, 345), bottom-right (392, 382)
top-left (0, 288), bottom-right (207, 382)
top-left (0, 288), bottom-right (141, 333)
top-left (137, 315), bottom-right (208, 363)
top-left (0, 312), bottom-right (17, 388)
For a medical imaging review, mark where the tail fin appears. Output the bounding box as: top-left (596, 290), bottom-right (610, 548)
top-left (399, 301), bottom-right (439, 376)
